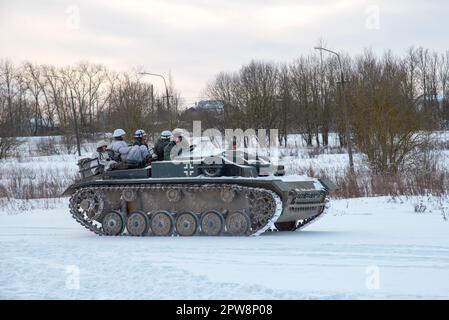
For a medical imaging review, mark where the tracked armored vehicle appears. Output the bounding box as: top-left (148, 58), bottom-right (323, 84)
top-left (64, 149), bottom-right (334, 237)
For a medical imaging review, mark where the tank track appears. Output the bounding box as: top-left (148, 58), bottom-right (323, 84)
top-left (295, 195), bottom-right (330, 231)
top-left (69, 183), bottom-right (283, 237)
top-left (273, 195), bottom-right (330, 232)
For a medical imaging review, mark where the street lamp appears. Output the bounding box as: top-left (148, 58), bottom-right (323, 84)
top-left (138, 71), bottom-right (171, 127)
top-left (314, 46), bottom-right (354, 172)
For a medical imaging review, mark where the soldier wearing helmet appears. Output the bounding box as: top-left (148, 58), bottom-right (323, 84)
top-left (133, 129), bottom-right (148, 148)
top-left (110, 128), bottom-right (131, 161)
top-left (90, 140), bottom-right (117, 173)
top-left (154, 130), bottom-right (172, 161)
top-left (125, 129), bottom-right (149, 166)
top-left (164, 128), bottom-right (189, 160)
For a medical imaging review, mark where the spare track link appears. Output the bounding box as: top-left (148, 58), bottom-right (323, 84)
top-left (69, 183), bottom-right (283, 237)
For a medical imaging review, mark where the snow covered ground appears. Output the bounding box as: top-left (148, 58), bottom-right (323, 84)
top-left (1, 196), bottom-right (448, 299)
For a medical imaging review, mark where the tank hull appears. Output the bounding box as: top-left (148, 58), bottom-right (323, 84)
top-left (66, 175), bottom-right (330, 236)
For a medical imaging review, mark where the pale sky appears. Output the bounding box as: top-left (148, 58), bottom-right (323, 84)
top-left (1, 0), bottom-right (448, 102)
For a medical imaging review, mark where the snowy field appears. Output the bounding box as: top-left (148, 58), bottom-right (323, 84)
top-left (0, 197), bottom-right (448, 299)
top-left (1, 134), bottom-right (449, 299)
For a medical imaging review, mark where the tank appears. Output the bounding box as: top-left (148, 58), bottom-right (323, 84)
top-left (63, 148), bottom-right (335, 237)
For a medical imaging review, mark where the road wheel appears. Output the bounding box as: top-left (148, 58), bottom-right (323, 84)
top-left (150, 211), bottom-right (174, 236)
top-left (226, 211), bottom-right (251, 236)
top-left (175, 212), bottom-right (199, 236)
top-left (126, 211), bottom-right (149, 236)
top-left (102, 211), bottom-right (125, 236)
top-left (200, 210), bottom-right (224, 236)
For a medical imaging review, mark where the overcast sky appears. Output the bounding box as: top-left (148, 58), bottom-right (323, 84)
top-left (1, 0), bottom-right (448, 101)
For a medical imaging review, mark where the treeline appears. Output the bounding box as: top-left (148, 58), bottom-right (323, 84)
top-left (0, 60), bottom-right (180, 154)
top-left (208, 47), bottom-right (449, 141)
top-left (207, 47), bottom-right (449, 173)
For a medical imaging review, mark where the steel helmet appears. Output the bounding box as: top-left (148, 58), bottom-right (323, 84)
top-left (134, 129), bottom-right (147, 138)
top-left (96, 140), bottom-right (108, 149)
top-left (113, 129), bottom-right (126, 138)
top-left (172, 128), bottom-right (184, 138)
top-left (160, 130), bottom-right (172, 139)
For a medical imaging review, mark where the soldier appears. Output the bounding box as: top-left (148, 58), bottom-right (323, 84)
top-left (133, 129), bottom-right (148, 148)
top-left (91, 140), bottom-right (116, 173)
top-left (126, 144), bottom-right (149, 167)
top-left (164, 129), bottom-right (189, 160)
top-left (110, 128), bottom-right (130, 161)
top-left (154, 130), bottom-right (172, 160)
top-left (111, 129), bottom-right (148, 168)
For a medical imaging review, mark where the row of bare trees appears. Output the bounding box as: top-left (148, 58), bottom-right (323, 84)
top-left (206, 47), bottom-right (449, 173)
top-left (208, 47), bottom-right (449, 143)
top-left (206, 55), bottom-right (344, 146)
top-left (0, 60), bottom-right (179, 156)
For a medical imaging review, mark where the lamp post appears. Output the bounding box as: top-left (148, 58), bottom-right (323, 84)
top-left (138, 72), bottom-right (171, 127)
top-left (314, 46), bottom-right (354, 172)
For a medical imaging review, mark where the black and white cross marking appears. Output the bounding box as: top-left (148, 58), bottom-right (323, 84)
top-left (183, 162), bottom-right (194, 176)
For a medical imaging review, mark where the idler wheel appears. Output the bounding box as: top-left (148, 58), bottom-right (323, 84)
top-left (126, 211), bottom-right (149, 236)
top-left (175, 212), bottom-right (199, 236)
top-left (200, 210), bottom-right (224, 236)
top-left (102, 211), bottom-right (125, 236)
top-left (226, 211), bottom-right (251, 236)
top-left (150, 211), bottom-right (174, 236)
top-left (274, 221), bottom-right (298, 232)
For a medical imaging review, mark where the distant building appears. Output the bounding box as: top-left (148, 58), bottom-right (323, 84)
top-left (179, 100), bottom-right (225, 128)
top-left (186, 100), bottom-right (224, 114)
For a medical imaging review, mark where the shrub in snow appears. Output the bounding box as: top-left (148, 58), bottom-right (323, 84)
top-left (0, 185), bottom-right (8, 199)
top-left (0, 137), bottom-right (19, 160)
top-left (414, 201), bottom-right (427, 213)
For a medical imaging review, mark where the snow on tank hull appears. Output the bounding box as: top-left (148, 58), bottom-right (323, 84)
top-left (65, 157), bottom-right (333, 236)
